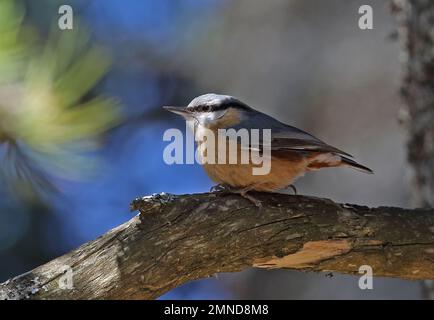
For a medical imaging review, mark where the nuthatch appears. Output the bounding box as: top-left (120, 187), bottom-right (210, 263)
top-left (164, 94), bottom-right (372, 206)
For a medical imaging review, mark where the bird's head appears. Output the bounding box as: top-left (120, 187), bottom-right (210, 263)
top-left (163, 93), bottom-right (252, 129)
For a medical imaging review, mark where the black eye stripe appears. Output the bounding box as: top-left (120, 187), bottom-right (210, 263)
top-left (191, 104), bottom-right (213, 112)
top-left (189, 100), bottom-right (251, 112)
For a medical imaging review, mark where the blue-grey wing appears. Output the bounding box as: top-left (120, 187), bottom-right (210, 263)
top-left (229, 111), bottom-right (352, 157)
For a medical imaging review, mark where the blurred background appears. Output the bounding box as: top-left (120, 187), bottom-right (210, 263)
top-left (0, 0), bottom-right (423, 299)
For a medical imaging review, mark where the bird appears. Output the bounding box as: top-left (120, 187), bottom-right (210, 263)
top-left (164, 94), bottom-right (372, 206)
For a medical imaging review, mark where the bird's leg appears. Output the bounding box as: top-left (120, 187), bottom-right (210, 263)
top-left (231, 185), bottom-right (262, 208)
top-left (239, 190), bottom-right (262, 208)
top-left (210, 184), bottom-right (262, 207)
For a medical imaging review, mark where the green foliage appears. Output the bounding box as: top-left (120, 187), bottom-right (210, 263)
top-left (0, 0), bottom-right (121, 198)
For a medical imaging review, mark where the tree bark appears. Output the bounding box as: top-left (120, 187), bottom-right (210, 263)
top-left (393, 0), bottom-right (434, 298)
top-left (393, 0), bottom-right (434, 207)
top-left (0, 192), bottom-right (433, 300)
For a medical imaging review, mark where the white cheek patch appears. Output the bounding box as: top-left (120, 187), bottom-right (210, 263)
top-left (198, 110), bottom-right (227, 126)
top-left (197, 112), bottom-right (214, 125)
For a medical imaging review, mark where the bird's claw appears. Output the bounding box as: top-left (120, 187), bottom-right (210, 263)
top-left (210, 184), bottom-right (262, 208)
top-left (210, 183), bottom-right (230, 193)
top-left (240, 192), bottom-right (262, 208)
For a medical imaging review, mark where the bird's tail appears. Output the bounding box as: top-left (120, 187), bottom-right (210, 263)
top-left (340, 156), bottom-right (373, 174)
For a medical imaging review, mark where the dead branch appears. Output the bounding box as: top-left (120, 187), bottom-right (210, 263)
top-left (1, 192), bottom-right (433, 300)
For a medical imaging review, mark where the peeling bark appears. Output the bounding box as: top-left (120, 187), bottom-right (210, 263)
top-left (0, 192), bottom-right (433, 300)
top-left (254, 240), bottom-right (352, 269)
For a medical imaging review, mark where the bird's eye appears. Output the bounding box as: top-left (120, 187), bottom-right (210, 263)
top-left (202, 105), bottom-right (211, 112)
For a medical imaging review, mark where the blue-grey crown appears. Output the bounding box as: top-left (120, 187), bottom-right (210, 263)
top-left (187, 94), bottom-right (251, 112)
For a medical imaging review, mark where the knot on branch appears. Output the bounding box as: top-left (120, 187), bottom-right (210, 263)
top-left (130, 192), bottom-right (177, 214)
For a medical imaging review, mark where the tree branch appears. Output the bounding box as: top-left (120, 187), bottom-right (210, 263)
top-left (1, 192), bottom-right (434, 300)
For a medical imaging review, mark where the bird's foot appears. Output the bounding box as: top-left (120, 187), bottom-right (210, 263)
top-left (229, 186), bottom-right (262, 208)
top-left (239, 191), bottom-right (262, 208)
top-left (210, 183), bottom-right (231, 193)
top-left (210, 184), bottom-right (262, 207)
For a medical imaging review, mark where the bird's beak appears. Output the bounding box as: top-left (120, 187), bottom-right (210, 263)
top-left (163, 106), bottom-right (190, 117)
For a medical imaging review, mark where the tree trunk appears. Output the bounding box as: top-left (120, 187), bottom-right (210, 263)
top-left (394, 0), bottom-right (434, 206)
top-left (393, 0), bottom-right (434, 298)
top-left (0, 192), bottom-right (433, 300)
